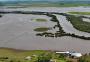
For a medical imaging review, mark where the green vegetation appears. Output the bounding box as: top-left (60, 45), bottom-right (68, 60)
top-left (35, 13), bottom-right (90, 40)
top-left (34, 27), bottom-right (51, 32)
top-left (0, 48), bottom-right (69, 62)
top-left (35, 19), bottom-right (47, 22)
top-left (68, 12), bottom-right (90, 15)
top-left (30, 3), bottom-right (90, 7)
top-left (2, 2), bottom-right (90, 7)
top-left (37, 53), bottom-right (52, 62)
top-left (66, 15), bottom-right (90, 33)
top-left (78, 54), bottom-right (90, 62)
top-left (0, 48), bottom-right (49, 62)
top-left (1, 47), bottom-right (87, 62)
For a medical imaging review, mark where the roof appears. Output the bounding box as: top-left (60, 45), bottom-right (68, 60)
top-left (56, 51), bottom-right (69, 54)
top-left (56, 51), bottom-right (82, 57)
top-left (70, 53), bottom-right (82, 57)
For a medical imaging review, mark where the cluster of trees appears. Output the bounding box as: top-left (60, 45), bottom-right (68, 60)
top-left (0, 52), bottom-right (88, 62)
top-left (36, 31), bottom-right (90, 39)
top-left (64, 33), bottom-right (90, 40)
top-left (78, 53), bottom-right (90, 62)
top-left (36, 53), bottom-right (52, 62)
top-left (0, 11), bottom-right (46, 15)
top-left (46, 13), bottom-right (64, 32)
top-left (35, 52), bottom-right (69, 62)
top-left (36, 13), bottom-right (66, 38)
top-left (36, 32), bottom-right (64, 38)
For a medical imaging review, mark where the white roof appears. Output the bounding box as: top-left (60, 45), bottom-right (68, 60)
top-left (70, 53), bottom-right (82, 57)
top-left (56, 51), bottom-right (69, 54)
top-left (56, 51), bottom-right (82, 57)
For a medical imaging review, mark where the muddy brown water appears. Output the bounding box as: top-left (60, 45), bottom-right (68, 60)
top-left (0, 7), bottom-right (90, 53)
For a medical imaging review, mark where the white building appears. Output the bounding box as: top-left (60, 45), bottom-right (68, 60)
top-left (56, 51), bottom-right (82, 58)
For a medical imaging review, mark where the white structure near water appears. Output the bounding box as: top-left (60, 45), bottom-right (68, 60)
top-left (56, 51), bottom-right (82, 58)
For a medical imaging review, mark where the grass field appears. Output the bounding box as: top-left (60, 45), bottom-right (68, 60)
top-left (79, 54), bottom-right (90, 62)
top-left (0, 48), bottom-right (67, 62)
top-left (29, 3), bottom-right (90, 7)
top-left (68, 12), bottom-right (90, 15)
top-left (66, 15), bottom-right (90, 33)
top-left (0, 48), bottom-right (48, 62)
top-left (0, 48), bottom-right (89, 62)
top-left (2, 3), bottom-right (90, 7)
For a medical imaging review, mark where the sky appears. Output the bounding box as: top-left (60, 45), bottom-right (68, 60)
top-left (0, 0), bottom-right (89, 1)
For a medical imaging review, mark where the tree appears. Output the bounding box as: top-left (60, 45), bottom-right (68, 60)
top-left (78, 55), bottom-right (90, 62)
top-left (37, 53), bottom-right (52, 62)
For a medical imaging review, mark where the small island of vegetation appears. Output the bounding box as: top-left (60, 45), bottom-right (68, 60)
top-left (35, 18), bottom-right (47, 22)
top-left (34, 27), bottom-right (51, 32)
top-left (68, 12), bottom-right (90, 15)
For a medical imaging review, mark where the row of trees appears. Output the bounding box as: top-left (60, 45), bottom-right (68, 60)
top-left (36, 53), bottom-right (52, 62)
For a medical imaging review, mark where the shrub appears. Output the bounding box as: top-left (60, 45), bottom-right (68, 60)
top-left (36, 53), bottom-right (52, 62)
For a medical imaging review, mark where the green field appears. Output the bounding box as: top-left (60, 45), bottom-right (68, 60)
top-left (0, 49), bottom-right (48, 62)
top-left (66, 15), bottom-right (90, 33)
top-left (79, 54), bottom-right (90, 62)
top-left (0, 48), bottom-right (89, 62)
top-left (2, 3), bottom-right (90, 7)
top-left (29, 3), bottom-right (90, 7)
top-left (0, 48), bottom-right (67, 62)
top-left (68, 12), bottom-right (90, 15)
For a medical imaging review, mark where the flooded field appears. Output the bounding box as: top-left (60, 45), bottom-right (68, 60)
top-left (1, 7), bottom-right (90, 13)
top-left (55, 14), bottom-right (90, 37)
top-left (0, 7), bottom-right (90, 53)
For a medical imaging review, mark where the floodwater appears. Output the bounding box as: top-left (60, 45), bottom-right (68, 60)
top-left (0, 7), bottom-right (90, 53)
top-left (1, 6), bottom-right (90, 13)
top-left (55, 14), bottom-right (90, 37)
top-left (83, 18), bottom-right (90, 23)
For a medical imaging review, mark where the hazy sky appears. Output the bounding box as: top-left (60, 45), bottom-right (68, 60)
top-left (0, 0), bottom-right (89, 1)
